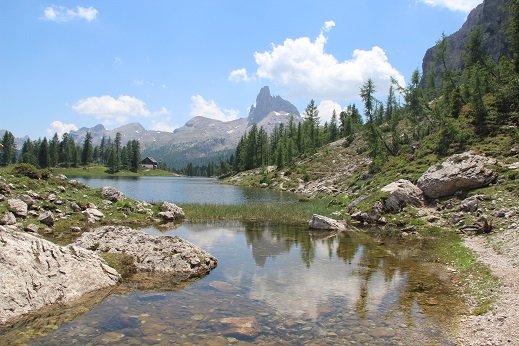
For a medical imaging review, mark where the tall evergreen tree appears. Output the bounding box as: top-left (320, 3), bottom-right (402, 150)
top-left (81, 132), bottom-right (94, 165)
top-left (38, 137), bottom-right (50, 168)
top-left (1, 131), bottom-right (16, 166)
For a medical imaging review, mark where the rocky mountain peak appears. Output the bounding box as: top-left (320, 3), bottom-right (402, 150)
top-left (248, 86), bottom-right (300, 124)
top-left (421, 0), bottom-right (510, 86)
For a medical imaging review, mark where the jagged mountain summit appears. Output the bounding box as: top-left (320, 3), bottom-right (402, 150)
top-left (66, 86), bottom-right (300, 169)
top-left (248, 86), bottom-right (300, 124)
top-left (421, 0), bottom-right (511, 86)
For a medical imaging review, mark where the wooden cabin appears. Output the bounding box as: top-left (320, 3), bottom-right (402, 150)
top-left (141, 157), bottom-right (158, 170)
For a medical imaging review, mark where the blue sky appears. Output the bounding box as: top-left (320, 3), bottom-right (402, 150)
top-left (0, 0), bottom-right (483, 139)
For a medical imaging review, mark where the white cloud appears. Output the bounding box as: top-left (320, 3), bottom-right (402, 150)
top-left (418, 0), bottom-right (482, 12)
top-left (151, 120), bottom-right (177, 132)
top-left (72, 95), bottom-right (168, 125)
top-left (190, 95), bottom-right (240, 122)
top-left (228, 68), bottom-right (253, 82)
top-left (47, 121), bottom-right (78, 138)
top-left (246, 22), bottom-right (404, 101)
top-left (317, 100), bottom-right (343, 124)
top-left (42, 6), bottom-right (98, 22)
top-left (322, 20), bottom-right (336, 32)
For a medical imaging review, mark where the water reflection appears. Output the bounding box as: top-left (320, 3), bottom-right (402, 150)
top-left (17, 222), bottom-right (463, 345)
top-left (74, 176), bottom-right (299, 204)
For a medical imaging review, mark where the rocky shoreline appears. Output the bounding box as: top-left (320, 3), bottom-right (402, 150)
top-left (0, 169), bottom-right (218, 327)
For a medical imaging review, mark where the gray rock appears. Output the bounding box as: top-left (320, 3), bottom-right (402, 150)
top-left (47, 193), bottom-right (56, 202)
top-left (18, 194), bottom-right (35, 208)
top-left (0, 182), bottom-right (11, 195)
top-left (0, 194), bottom-right (4, 201)
top-left (101, 186), bottom-right (125, 202)
top-left (70, 202), bottom-right (82, 212)
top-left (0, 227), bottom-right (119, 325)
top-left (158, 202), bottom-right (185, 221)
top-left (27, 190), bottom-right (41, 199)
top-left (38, 211), bottom-right (55, 226)
top-left (308, 214), bottom-right (346, 231)
top-left (24, 224), bottom-right (39, 233)
top-left (70, 226), bottom-right (82, 233)
top-left (0, 212), bottom-right (16, 226)
top-left (417, 152), bottom-right (497, 199)
top-left (380, 179), bottom-right (423, 213)
top-left (8, 198), bottom-right (28, 217)
top-left (82, 208), bottom-right (104, 223)
top-left (459, 196), bottom-right (479, 212)
top-left (508, 162), bottom-right (519, 170)
top-left (74, 226), bottom-right (217, 277)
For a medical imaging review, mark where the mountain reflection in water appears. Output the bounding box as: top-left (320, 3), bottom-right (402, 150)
top-left (21, 222), bottom-right (462, 345)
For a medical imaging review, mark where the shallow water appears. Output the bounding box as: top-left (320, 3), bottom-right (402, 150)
top-left (7, 222), bottom-right (464, 346)
top-left (73, 176), bottom-right (298, 204)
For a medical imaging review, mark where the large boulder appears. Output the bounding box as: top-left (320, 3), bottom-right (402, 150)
top-left (381, 179), bottom-right (424, 213)
top-left (158, 201), bottom-right (185, 222)
top-left (7, 198), bottom-right (28, 217)
top-left (417, 152), bottom-right (497, 199)
top-left (74, 226), bottom-right (217, 277)
top-left (308, 214), bottom-right (346, 231)
top-left (0, 227), bottom-right (119, 325)
top-left (101, 186), bottom-right (125, 202)
top-left (82, 208), bottom-right (104, 224)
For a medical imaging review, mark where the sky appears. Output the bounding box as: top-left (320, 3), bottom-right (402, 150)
top-left (0, 0), bottom-right (484, 139)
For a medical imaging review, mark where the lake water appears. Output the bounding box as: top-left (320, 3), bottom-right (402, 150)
top-left (4, 222), bottom-right (463, 345)
top-left (73, 176), bottom-right (299, 204)
top-left (0, 178), bottom-right (463, 345)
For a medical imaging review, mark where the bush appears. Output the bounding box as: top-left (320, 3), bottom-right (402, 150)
top-left (11, 163), bottom-right (41, 179)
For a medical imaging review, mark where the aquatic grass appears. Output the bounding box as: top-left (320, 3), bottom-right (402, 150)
top-left (180, 199), bottom-right (337, 225)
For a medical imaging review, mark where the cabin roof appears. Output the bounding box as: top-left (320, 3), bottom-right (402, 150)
top-left (141, 156), bottom-right (158, 164)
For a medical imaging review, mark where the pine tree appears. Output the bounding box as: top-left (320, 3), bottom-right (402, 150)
top-left (1, 131), bottom-right (16, 166)
top-left (49, 133), bottom-right (59, 167)
top-left (360, 79), bottom-right (375, 123)
top-left (38, 137), bottom-right (50, 168)
top-left (81, 132), bottom-right (93, 165)
top-left (329, 110), bottom-right (339, 142)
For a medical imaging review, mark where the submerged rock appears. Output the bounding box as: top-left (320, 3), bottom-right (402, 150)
top-left (380, 179), bottom-right (423, 213)
top-left (308, 214), bottom-right (346, 231)
top-left (0, 228), bottom-right (120, 325)
top-left (219, 316), bottom-right (260, 339)
top-left (74, 226), bottom-right (217, 277)
top-left (417, 152), bottom-right (496, 199)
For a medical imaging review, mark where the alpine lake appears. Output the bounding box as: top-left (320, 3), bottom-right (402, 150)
top-left (2, 176), bottom-right (465, 345)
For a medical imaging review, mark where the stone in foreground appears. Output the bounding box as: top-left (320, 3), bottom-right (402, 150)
top-left (381, 179), bottom-right (424, 213)
top-left (417, 152), bottom-right (496, 199)
top-left (74, 226), bottom-right (217, 277)
top-left (308, 214), bottom-right (346, 231)
top-left (0, 227), bottom-right (120, 325)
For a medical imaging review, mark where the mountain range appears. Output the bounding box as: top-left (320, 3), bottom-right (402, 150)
top-left (69, 86), bottom-right (301, 169)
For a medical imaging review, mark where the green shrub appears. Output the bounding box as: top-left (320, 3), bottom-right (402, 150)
top-left (11, 163), bottom-right (41, 179)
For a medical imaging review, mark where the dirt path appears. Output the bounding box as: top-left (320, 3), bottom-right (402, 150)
top-left (458, 235), bottom-right (519, 345)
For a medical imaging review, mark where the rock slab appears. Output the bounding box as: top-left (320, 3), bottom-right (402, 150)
top-left (74, 226), bottom-right (217, 277)
top-left (381, 179), bottom-right (424, 213)
top-left (308, 214), bottom-right (346, 231)
top-left (417, 152), bottom-right (496, 199)
top-left (0, 227), bottom-right (120, 325)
